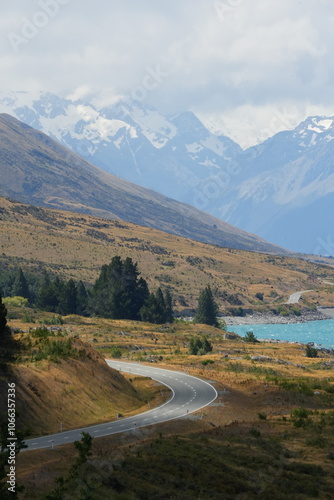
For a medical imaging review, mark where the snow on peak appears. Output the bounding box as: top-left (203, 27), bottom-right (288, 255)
top-left (295, 115), bottom-right (334, 148)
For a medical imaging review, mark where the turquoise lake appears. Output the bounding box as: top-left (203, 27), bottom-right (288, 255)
top-left (226, 319), bottom-right (334, 348)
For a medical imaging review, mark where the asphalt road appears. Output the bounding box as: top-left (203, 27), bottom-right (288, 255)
top-left (286, 289), bottom-right (313, 304)
top-left (24, 361), bottom-right (218, 451)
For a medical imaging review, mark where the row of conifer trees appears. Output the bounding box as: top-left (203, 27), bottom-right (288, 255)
top-left (0, 256), bottom-right (219, 326)
top-left (0, 257), bottom-right (173, 324)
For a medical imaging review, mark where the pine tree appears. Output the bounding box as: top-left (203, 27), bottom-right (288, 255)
top-left (36, 273), bottom-right (59, 312)
top-left (76, 281), bottom-right (88, 316)
top-left (12, 268), bottom-right (30, 301)
top-left (194, 285), bottom-right (219, 327)
top-left (0, 293), bottom-right (7, 337)
top-left (140, 288), bottom-right (173, 324)
top-left (89, 256), bottom-right (149, 320)
top-left (58, 279), bottom-right (78, 316)
top-left (164, 289), bottom-right (174, 323)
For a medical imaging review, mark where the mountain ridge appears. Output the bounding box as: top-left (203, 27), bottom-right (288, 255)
top-left (0, 112), bottom-right (282, 254)
top-left (2, 90), bottom-right (334, 253)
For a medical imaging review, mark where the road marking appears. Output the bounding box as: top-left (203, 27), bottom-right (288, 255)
top-left (26, 361), bottom-right (218, 451)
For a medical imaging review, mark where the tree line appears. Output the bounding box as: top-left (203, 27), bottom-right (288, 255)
top-left (0, 257), bottom-right (174, 324)
top-left (0, 258), bottom-right (220, 327)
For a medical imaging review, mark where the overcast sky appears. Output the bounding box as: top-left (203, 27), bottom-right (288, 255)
top-left (1, 0), bottom-right (334, 147)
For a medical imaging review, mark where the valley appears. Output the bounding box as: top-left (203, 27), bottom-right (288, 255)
top-left (1, 196), bottom-right (334, 314)
top-left (1, 92), bottom-right (334, 254)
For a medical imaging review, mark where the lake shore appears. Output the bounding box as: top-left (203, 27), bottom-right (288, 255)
top-left (222, 308), bottom-right (332, 326)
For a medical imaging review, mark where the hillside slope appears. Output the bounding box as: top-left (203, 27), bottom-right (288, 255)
top-left (0, 337), bottom-right (153, 436)
top-left (1, 196), bottom-right (333, 310)
top-left (0, 113), bottom-right (282, 254)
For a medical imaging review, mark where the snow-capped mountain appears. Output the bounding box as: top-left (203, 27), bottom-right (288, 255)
top-left (1, 90), bottom-right (334, 255)
top-left (214, 116), bottom-right (334, 254)
top-left (0, 91), bottom-right (242, 203)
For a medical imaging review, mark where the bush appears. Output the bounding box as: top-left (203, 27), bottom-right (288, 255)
top-left (201, 359), bottom-right (215, 366)
top-left (189, 336), bottom-right (212, 356)
top-left (243, 331), bottom-right (259, 343)
top-left (291, 408), bottom-right (312, 428)
top-left (42, 315), bottom-right (64, 325)
top-left (3, 296), bottom-right (29, 308)
top-left (31, 327), bottom-right (54, 338)
top-left (306, 345), bottom-right (318, 358)
top-left (111, 347), bottom-right (122, 359)
top-left (228, 307), bottom-right (245, 317)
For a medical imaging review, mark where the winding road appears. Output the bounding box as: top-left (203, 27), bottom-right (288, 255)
top-left (24, 361), bottom-right (218, 451)
top-left (286, 279), bottom-right (334, 304)
top-left (286, 289), bottom-right (313, 304)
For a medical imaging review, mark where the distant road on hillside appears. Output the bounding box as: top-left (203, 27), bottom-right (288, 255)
top-left (24, 361), bottom-right (218, 451)
top-left (286, 290), bottom-right (313, 304)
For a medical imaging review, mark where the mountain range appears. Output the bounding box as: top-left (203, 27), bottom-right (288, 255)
top-left (0, 112), bottom-right (280, 254)
top-left (1, 90), bottom-right (333, 254)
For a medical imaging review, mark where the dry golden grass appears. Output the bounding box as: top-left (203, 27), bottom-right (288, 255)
top-left (5, 310), bottom-right (333, 499)
top-left (0, 329), bottom-right (167, 438)
top-left (1, 197), bottom-right (334, 311)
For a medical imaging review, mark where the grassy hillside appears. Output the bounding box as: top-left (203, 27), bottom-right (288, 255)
top-left (0, 113), bottom-right (281, 253)
top-left (0, 330), bottom-right (166, 437)
top-left (11, 311), bottom-right (334, 500)
top-left (1, 196), bottom-right (334, 311)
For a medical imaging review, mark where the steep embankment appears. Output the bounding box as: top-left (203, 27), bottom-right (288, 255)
top-left (0, 337), bottom-right (156, 436)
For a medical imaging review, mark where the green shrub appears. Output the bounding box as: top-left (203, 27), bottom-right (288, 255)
top-left (243, 331), bottom-right (259, 343)
top-left (23, 314), bottom-right (35, 323)
top-left (189, 336), bottom-right (212, 356)
top-left (201, 359), bottom-right (215, 366)
top-left (31, 327), bottom-right (53, 338)
top-left (111, 347), bottom-right (122, 359)
top-left (227, 362), bottom-right (244, 373)
top-left (306, 345), bottom-right (318, 358)
top-left (3, 296), bottom-right (29, 308)
top-left (42, 315), bottom-right (64, 325)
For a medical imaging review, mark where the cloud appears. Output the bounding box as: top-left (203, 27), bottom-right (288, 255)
top-left (1, 0), bottom-right (334, 145)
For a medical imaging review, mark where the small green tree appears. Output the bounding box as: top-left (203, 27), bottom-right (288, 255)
top-left (189, 336), bottom-right (213, 355)
top-left (243, 331), bottom-right (259, 343)
top-left (12, 268), bottom-right (30, 302)
top-left (194, 286), bottom-right (219, 327)
top-left (306, 345), bottom-right (318, 358)
top-left (73, 432), bottom-right (93, 467)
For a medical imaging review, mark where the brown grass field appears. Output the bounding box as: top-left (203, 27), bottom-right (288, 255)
top-left (0, 307), bottom-right (332, 499)
top-left (1, 196), bottom-right (334, 312)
